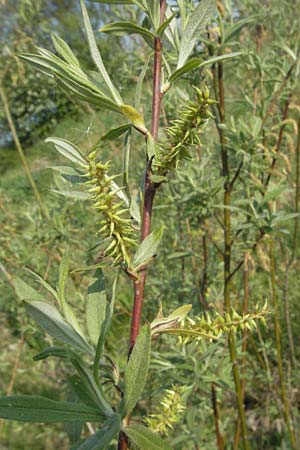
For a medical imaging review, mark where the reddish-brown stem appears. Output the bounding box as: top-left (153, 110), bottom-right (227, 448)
top-left (129, 0), bottom-right (166, 353)
top-left (120, 5), bottom-right (166, 449)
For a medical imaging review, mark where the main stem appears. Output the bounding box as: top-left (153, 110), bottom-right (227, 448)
top-left (0, 85), bottom-right (48, 219)
top-left (118, 4), bottom-right (166, 449)
top-left (129, 0), bottom-right (166, 352)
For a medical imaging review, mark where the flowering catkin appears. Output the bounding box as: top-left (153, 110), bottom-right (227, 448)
top-left (153, 86), bottom-right (214, 175)
top-left (85, 150), bottom-right (136, 266)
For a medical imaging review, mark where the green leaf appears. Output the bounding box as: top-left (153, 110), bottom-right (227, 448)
top-left (101, 124), bottom-right (132, 141)
top-left (145, 0), bottom-right (160, 30)
top-left (224, 15), bottom-right (258, 43)
top-left (33, 346), bottom-right (74, 361)
top-left (45, 137), bottom-right (87, 167)
top-left (169, 52), bottom-right (244, 83)
top-left (51, 33), bottom-right (80, 66)
top-left (68, 375), bottom-right (104, 411)
top-left (125, 423), bottom-right (173, 450)
top-left (133, 225), bottom-right (164, 270)
top-left (0, 396), bottom-right (104, 423)
top-left (177, 0), bottom-right (216, 68)
top-left (58, 249), bottom-right (70, 310)
top-left (120, 324), bottom-right (151, 417)
top-left (156, 12), bottom-right (177, 37)
top-left (80, 0), bottom-right (123, 105)
top-left (77, 414), bottom-right (121, 450)
top-left (122, 129), bottom-right (132, 199)
top-left (13, 277), bottom-right (44, 303)
top-left (86, 272), bottom-right (107, 346)
top-left (71, 359), bottom-right (113, 417)
top-left (25, 301), bottom-right (93, 355)
top-left (93, 276), bottom-right (118, 372)
top-left (100, 22), bottom-right (154, 47)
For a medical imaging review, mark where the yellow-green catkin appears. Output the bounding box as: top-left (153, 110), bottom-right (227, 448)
top-left (85, 150), bottom-right (136, 266)
top-left (144, 385), bottom-right (185, 434)
top-left (153, 86), bottom-right (214, 175)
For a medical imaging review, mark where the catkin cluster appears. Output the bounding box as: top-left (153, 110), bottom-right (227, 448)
top-left (144, 385), bottom-right (185, 434)
top-left (85, 150), bottom-right (136, 266)
top-left (153, 86), bottom-right (214, 175)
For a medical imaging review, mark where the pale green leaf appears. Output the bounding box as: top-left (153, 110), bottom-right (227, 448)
top-left (13, 277), bottom-right (44, 303)
top-left (133, 225), bottom-right (164, 269)
top-left (86, 273), bottom-right (107, 346)
top-left (45, 137), bottom-right (87, 167)
top-left (125, 423), bottom-right (173, 450)
top-left (25, 301), bottom-right (93, 355)
top-left (80, 0), bottom-right (123, 105)
top-left (51, 33), bottom-right (80, 66)
top-left (177, 0), bottom-right (216, 69)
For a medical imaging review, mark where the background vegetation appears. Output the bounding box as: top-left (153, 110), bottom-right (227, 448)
top-left (0, 0), bottom-right (300, 449)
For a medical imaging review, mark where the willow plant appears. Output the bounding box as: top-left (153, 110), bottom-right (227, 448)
top-left (0, 1), bottom-right (267, 449)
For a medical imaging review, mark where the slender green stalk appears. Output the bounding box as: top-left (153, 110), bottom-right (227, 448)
top-left (213, 57), bottom-right (250, 450)
top-left (270, 240), bottom-right (297, 449)
top-left (283, 117), bottom-right (300, 368)
top-left (0, 85), bottom-right (48, 219)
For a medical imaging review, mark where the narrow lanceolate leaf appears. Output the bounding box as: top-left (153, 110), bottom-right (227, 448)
top-left (101, 124), bottom-right (132, 142)
top-left (77, 414), bottom-right (121, 450)
top-left (120, 105), bottom-right (148, 134)
top-left (120, 324), bottom-right (151, 417)
top-left (33, 346), bottom-right (75, 361)
top-left (25, 301), bottom-right (93, 355)
top-left (80, 0), bottom-right (123, 105)
top-left (177, 0), bottom-right (216, 69)
top-left (100, 22), bottom-right (154, 46)
top-left (125, 423), bottom-right (173, 450)
top-left (86, 273), bottom-right (107, 346)
top-left (51, 33), bottom-right (80, 66)
top-left (58, 248), bottom-right (69, 305)
top-left (133, 225), bottom-right (164, 270)
top-left (169, 52), bottom-right (243, 83)
top-left (0, 396), bottom-right (104, 423)
top-left (145, 0), bottom-right (160, 30)
top-left (45, 137), bottom-right (87, 167)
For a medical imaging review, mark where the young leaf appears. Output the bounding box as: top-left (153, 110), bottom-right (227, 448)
top-left (120, 105), bottom-right (148, 134)
top-left (80, 0), bottom-right (123, 105)
top-left (132, 225), bottom-right (164, 270)
top-left (51, 33), bottom-right (80, 67)
top-left (45, 137), bottom-right (87, 167)
top-left (177, 0), bottom-right (216, 68)
top-left (0, 396), bottom-right (104, 423)
top-left (100, 22), bottom-right (154, 47)
top-left (25, 301), bottom-right (93, 355)
top-left (120, 324), bottom-right (151, 417)
top-left (77, 414), bottom-right (121, 450)
top-left (86, 273), bottom-right (107, 346)
top-left (124, 423), bottom-right (173, 450)
top-left (101, 124), bottom-right (132, 141)
top-left (170, 52), bottom-right (243, 83)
